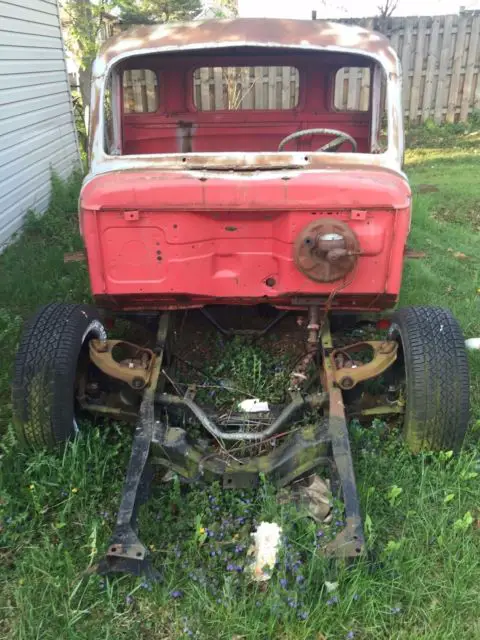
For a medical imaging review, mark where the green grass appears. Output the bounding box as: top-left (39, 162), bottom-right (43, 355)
top-left (1, 135), bottom-right (480, 639)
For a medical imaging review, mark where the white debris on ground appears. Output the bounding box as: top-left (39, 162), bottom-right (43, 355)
top-left (465, 338), bottom-right (480, 350)
top-left (247, 521), bottom-right (282, 582)
top-left (238, 398), bottom-right (270, 413)
top-left (324, 580), bottom-right (339, 593)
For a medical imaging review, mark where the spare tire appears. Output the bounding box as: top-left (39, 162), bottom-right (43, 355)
top-left (12, 303), bottom-right (106, 450)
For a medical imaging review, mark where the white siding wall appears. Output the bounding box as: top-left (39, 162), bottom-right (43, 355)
top-left (0, 0), bottom-right (80, 247)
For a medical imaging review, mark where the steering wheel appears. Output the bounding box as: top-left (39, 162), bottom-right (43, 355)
top-left (278, 128), bottom-right (358, 153)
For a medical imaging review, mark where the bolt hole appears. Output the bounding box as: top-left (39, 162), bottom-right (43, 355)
top-left (227, 478), bottom-right (232, 484)
top-left (353, 535), bottom-right (358, 540)
top-left (265, 277), bottom-right (276, 287)
top-left (304, 156), bottom-right (309, 161)
top-left (173, 224), bottom-right (178, 229)
top-left (355, 548), bottom-right (361, 553)
top-left (136, 552), bottom-right (142, 557)
top-left (182, 157), bottom-right (187, 162)
top-left (111, 547), bottom-right (117, 552)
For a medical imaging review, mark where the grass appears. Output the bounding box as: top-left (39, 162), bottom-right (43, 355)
top-left (1, 130), bottom-right (480, 639)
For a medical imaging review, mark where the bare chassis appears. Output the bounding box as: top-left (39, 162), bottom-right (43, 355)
top-left (87, 309), bottom-right (402, 578)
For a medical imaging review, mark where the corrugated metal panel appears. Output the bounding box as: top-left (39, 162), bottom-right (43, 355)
top-left (1, 30), bottom-right (61, 48)
top-left (0, 157), bottom-right (75, 223)
top-left (12, 0), bottom-right (58, 16)
top-left (0, 141), bottom-right (78, 204)
top-left (0, 59), bottom-right (67, 74)
top-left (0, 16), bottom-right (60, 39)
top-left (0, 80), bottom-right (67, 106)
top-left (0, 115), bottom-right (73, 167)
top-left (2, 70), bottom-right (68, 90)
top-left (0, 101), bottom-right (73, 150)
top-left (0, 45), bottom-right (64, 60)
top-left (0, 0), bottom-right (80, 247)
top-left (0, 90), bottom-right (70, 122)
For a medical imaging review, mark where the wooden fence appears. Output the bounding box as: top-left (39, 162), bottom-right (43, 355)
top-left (345, 12), bottom-right (480, 123)
top-left (120, 12), bottom-right (480, 123)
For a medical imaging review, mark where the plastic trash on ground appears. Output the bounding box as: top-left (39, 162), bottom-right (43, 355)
top-left (238, 398), bottom-right (270, 413)
top-left (247, 521), bottom-right (282, 581)
top-left (465, 338), bottom-right (480, 351)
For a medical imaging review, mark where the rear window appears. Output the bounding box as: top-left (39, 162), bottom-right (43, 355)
top-left (334, 67), bottom-right (371, 112)
top-left (193, 66), bottom-right (300, 111)
top-left (123, 69), bottom-right (158, 113)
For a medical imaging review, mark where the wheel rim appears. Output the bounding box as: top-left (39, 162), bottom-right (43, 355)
top-left (73, 320), bottom-right (107, 433)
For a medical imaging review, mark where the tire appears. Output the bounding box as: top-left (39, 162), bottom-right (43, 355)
top-left (12, 303), bottom-right (106, 450)
top-left (388, 306), bottom-right (469, 453)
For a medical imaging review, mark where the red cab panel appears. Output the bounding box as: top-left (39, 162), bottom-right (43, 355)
top-left (80, 169), bottom-right (411, 311)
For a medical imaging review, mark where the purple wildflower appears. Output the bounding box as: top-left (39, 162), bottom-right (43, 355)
top-left (140, 581), bottom-right (152, 591)
top-left (346, 632), bottom-right (355, 639)
top-left (280, 578), bottom-right (288, 588)
top-left (170, 590), bottom-right (183, 599)
top-left (226, 563), bottom-right (236, 571)
top-left (390, 606), bottom-right (402, 614)
top-left (317, 530), bottom-right (325, 537)
top-left (287, 598), bottom-right (297, 608)
top-left (353, 593), bottom-right (360, 601)
top-left (298, 611), bottom-right (308, 620)
top-left (296, 575), bottom-right (305, 584)
top-left (335, 520), bottom-right (344, 527)
top-left (327, 596), bottom-right (339, 606)
top-left (235, 545), bottom-right (244, 553)
top-left (125, 594), bottom-right (134, 605)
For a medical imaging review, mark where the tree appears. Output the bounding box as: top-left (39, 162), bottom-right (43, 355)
top-left (116, 0), bottom-right (201, 25)
top-left (377, 0), bottom-right (398, 18)
top-left (62, 0), bottom-right (201, 120)
top-left (62, 0), bottom-right (112, 112)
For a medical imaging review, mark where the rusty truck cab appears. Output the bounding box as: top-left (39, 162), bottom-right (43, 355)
top-left (81, 18), bottom-right (410, 313)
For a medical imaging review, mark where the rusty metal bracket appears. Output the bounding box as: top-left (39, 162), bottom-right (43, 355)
top-left (321, 318), bottom-right (365, 558)
top-left (331, 340), bottom-right (398, 390)
top-left (89, 339), bottom-right (155, 389)
top-left (98, 313), bottom-right (170, 580)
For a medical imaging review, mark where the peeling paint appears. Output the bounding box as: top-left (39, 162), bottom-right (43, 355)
top-left (87, 18), bottom-right (404, 178)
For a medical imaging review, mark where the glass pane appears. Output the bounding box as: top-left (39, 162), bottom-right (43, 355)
top-left (193, 66), bottom-right (299, 110)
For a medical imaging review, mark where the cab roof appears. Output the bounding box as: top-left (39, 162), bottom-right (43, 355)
top-left (96, 17), bottom-right (398, 74)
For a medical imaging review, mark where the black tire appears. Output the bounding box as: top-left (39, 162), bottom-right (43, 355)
top-left (389, 306), bottom-right (469, 453)
top-left (12, 303), bottom-right (106, 450)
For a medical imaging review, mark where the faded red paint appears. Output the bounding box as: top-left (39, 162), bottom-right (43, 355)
top-left (121, 53), bottom-right (371, 157)
top-left (82, 21), bottom-right (410, 313)
top-left (80, 168), bottom-right (411, 311)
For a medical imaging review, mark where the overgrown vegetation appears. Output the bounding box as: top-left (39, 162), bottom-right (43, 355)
top-left (0, 127), bottom-right (479, 639)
